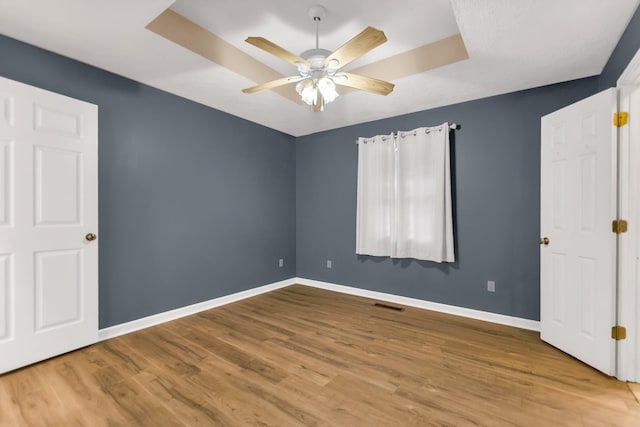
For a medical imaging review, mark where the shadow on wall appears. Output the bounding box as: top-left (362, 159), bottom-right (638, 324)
top-left (357, 255), bottom-right (459, 274)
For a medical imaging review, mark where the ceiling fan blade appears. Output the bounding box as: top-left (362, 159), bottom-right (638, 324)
top-left (246, 37), bottom-right (309, 67)
top-left (242, 76), bottom-right (303, 94)
top-left (350, 34), bottom-right (469, 82)
top-left (334, 72), bottom-right (394, 96)
top-left (147, 9), bottom-right (304, 105)
top-left (325, 27), bottom-right (387, 69)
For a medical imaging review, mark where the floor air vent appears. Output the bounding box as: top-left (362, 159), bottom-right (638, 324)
top-left (373, 302), bottom-right (404, 311)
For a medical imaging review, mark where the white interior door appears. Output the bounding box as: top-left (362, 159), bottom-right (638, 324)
top-left (540, 88), bottom-right (618, 376)
top-left (0, 76), bottom-right (98, 374)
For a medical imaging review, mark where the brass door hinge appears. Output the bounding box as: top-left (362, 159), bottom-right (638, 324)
top-left (614, 112), bottom-right (628, 127)
top-left (612, 219), bottom-right (628, 234)
top-left (612, 326), bottom-right (627, 340)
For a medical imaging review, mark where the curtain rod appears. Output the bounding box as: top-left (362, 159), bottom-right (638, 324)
top-left (356, 123), bottom-right (459, 145)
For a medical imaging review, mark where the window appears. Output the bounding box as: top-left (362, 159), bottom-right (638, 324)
top-left (356, 124), bottom-right (454, 262)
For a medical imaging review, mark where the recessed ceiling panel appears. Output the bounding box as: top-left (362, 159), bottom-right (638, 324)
top-left (0, 0), bottom-right (637, 136)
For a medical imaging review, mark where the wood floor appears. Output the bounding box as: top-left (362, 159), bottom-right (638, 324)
top-left (1, 285), bottom-right (639, 426)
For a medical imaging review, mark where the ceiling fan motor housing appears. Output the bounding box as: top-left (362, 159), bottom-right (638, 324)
top-left (300, 48), bottom-right (332, 72)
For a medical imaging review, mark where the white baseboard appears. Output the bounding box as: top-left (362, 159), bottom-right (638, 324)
top-left (98, 276), bottom-right (539, 342)
top-left (295, 277), bottom-right (541, 332)
top-left (97, 278), bottom-right (297, 341)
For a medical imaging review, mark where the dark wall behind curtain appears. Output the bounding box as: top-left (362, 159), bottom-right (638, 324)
top-left (0, 35), bottom-right (297, 328)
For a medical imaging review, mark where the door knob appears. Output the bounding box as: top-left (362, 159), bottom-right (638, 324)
top-left (85, 233), bottom-right (97, 242)
top-left (539, 237), bottom-right (549, 246)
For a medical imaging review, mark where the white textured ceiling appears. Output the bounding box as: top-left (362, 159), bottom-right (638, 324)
top-left (0, 0), bottom-right (638, 136)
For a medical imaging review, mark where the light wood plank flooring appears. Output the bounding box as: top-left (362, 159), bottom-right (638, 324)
top-left (1, 285), bottom-right (639, 426)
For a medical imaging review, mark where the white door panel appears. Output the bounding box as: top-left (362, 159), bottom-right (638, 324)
top-left (0, 254), bottom-right (11, 342)
top-left (34, 145), bottom-right (83, 225)
top-left (0, 140), bottom-right (12, 227)
top-left (0, 76), bottom-right (98, 374)
top-left (541, 88), bottom-right (617, 375)
top-left (34, 249), bottom-right (83, 331)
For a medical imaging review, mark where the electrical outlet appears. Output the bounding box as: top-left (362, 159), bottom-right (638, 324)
top-left (487, 281), bottom-right (495, 292)
top-left (327, 259), bottom-right (332, 269)
top-left (279, 259), bottom-right (284, 268)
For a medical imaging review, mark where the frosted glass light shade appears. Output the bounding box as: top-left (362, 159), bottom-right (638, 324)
top-left (296, 79), bottom-right (317, 105)
top-left (296, 76), bottom-right (339, 107)
top-left (318, 77), bottom-right (338, 103)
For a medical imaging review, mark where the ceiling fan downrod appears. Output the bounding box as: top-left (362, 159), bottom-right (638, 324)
top-left (308, 4), bottom-right (326, 51)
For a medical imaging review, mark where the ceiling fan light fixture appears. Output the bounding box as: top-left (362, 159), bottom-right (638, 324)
top-left (317, 76), bottom-right (338, 103)
top-left (326, 58), bottom-right (340, 69)
top-left (242, 4), bottom-right (394, 111)
top-left (295, 61), bottom-right (310, 76)
top-left (296, 79), bottom-right (317, 105)
top-left (296, 75), bottom-right (339, 107)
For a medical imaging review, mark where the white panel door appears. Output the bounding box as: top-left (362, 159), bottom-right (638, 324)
top-left (540, 88), bottom-right (617, 375)
top-left (0, 76), bottom-right (98, 374)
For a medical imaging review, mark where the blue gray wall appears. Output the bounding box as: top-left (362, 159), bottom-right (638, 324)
top-left (0, 35), bottom-right (297, 328)
top-left (600, 5), bottom-right (640, 89)
top-left (295, 4), bottom-right (640, 321)
top-left (1, 3), bottom-right (639, 328)
top-left (295, 79), bottom-right (598, 321)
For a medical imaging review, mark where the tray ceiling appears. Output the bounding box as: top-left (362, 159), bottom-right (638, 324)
top-left (0, 0), bottom-right (638, 136)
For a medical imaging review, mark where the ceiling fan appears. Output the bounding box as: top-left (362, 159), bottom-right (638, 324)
top-left (241, 5), bottom-right (395, 112)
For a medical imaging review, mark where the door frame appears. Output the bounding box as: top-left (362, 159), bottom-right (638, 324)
top-left (617, 47), bottom-right (640, 382)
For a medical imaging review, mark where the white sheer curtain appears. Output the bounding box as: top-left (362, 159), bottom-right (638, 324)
top-left (356, 133), bottom-right (395, 256)
top-left (356, 123), bottom-right (455, 262)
